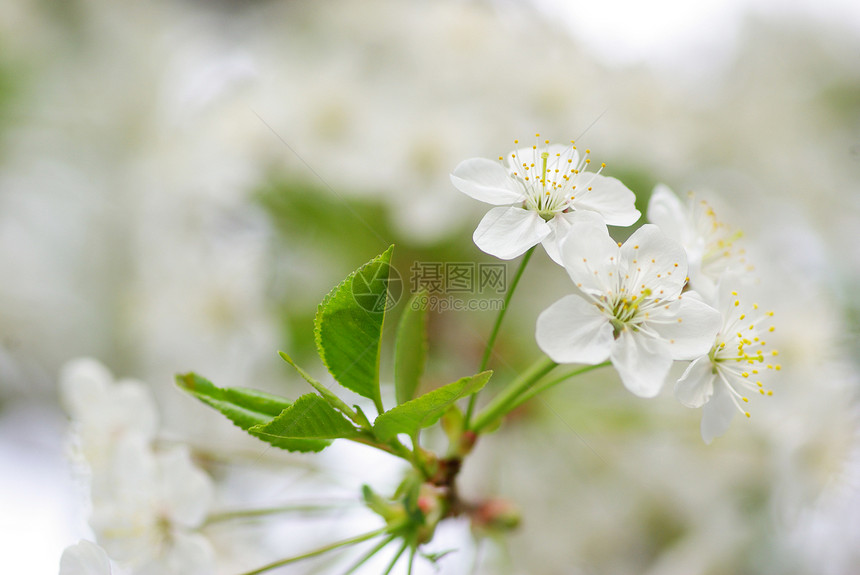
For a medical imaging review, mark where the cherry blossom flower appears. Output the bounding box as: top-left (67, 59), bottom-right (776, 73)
top-left (674, 279), bottom-right (780, 443)
top-left (536, 213), bottom-right (721, 397)
top-left (89, 438), bottom-right (215, 575)
top-left (59, 358), bottom-right (158, 469)
top-left (451, 137), bottom-right (639, 262)
top-left (647, 184), bottom-right (749, 302)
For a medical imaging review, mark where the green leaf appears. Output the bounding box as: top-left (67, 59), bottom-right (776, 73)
top-left (175, 373), bottom-right (330, 453)
top-left (314, 246), bottom-right (396, 413)
top-left (278, 350), bottom-right (360, 424)
top-left (394, 292), bottom-right (429, 405)
top-left (250, 393), bottom-right (361, 442)
top-left (373, 371), bottom-right (492, 442)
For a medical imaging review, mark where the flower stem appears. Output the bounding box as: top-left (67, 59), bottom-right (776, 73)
top-left (465, 247), bottom-right (536, 427)
top-left (341, 534), bottom-right (397, 575)
top-left (382, 539), bottom-right (409, 575)
top-left (471, 355), bottom-right (558, 432)
top-left (236, 525), bottom-right (393, 575)
top-left (204, 500), bottom-right (356, 525)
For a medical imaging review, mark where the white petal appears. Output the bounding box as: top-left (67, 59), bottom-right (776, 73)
top-left (674, 356), bottom-right (716, 408)
top-left (610, 331), bottom-right (673, 398)
top-left (59, 541), bottom-right (112, 575)
top-left (536, 295), bottom-right (614, 364)
top-left (108, 380), bottom-right (159, 440)
top-left (648, 296), bottom-right (721, 359)
top-left (558, 213), bottom-right (619, 296)
top-left (450, 158), bottom-right (524, 205)
top-left (540, 211), bottom-right (578, 265)
top-left (542, 144), bottom-right (580, 173)
top-left (701, 382), bottom-right (736, 444)
top-left (572, 173), bottom-right (640, 227)
top-left (473, 206), bottom-right (550, 260)
top-left (157, 446), bottom-right (214, 528)
top-left (646, 184), bottom-right (688, 242)
top-left (136, 532), bottom-right (215, 575)
top-left (688, 273), bottom-right (717, 305)
top-left (91, 435), bottom-right (157, 515)
top-left (59, 358), bottom-right (113, 420)
top-left (620, 224), bottom-right (688, 297)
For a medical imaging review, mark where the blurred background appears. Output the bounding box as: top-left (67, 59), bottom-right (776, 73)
top-left (1, 0), bottom-right (859, 573)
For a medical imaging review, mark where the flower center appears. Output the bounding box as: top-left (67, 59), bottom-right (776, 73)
top-left (711, 292), bottom-right (780, 418)
top-left (501, 135), bottom-right (607, 220)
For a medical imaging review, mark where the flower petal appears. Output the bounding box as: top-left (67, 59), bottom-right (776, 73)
top-left (646, 184), bottom-right (688, 242)
top-left (540, 211), bottom-right (582, 265)
top-left (536, 294), bottom-right (614, 364)
top-left (59, 358), bottom-right (113, 421)
top-left (572, 173), bottom-right (640, 226)
top-left (136, 532), bottom-right (215, 575)
top-left (610, 330), bottom-right (673, 398)
top-left (674, 356), bottom-right (716, 408)
top-left (620, 224), bottom-right (688, 297)
top-left (157, 445), bottom-right (214, 528)
top-left (558, 212), bottom-right (619, 297)
top-left (59, 541), bottom-right (112, 575)
top-left (701, 382), bottom-right (736, 444)
top-left (648, 295), bottom-right (721, 359)
top-left (473, 206), bottom-right (550, 260)
top-left (451, 158), bottom-right (524, 205)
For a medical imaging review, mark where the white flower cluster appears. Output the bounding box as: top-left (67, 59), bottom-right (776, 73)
top-left (59, 359), bottom-right (215, 575)
top-left (453, 140), bottom-right (780, 443)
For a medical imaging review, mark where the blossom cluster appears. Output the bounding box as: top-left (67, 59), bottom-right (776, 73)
top-left (452, 138), bottom-right (780, 443)
top-left (59, 359), bottom-right (215, 575)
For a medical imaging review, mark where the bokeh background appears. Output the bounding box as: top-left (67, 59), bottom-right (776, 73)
top-left (1, 0), bottom-right (860, 573)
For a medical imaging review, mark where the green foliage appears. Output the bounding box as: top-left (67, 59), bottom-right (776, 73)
top-left (314, 245), bottom-right (394, 412)
top-left (278, 350), bottom-right (361, 424)
top-left (250, 393), bottom-right (361, 442)
top-left (394, 292), bottom-right (429, 405)
top-left (175, 373), bottom-right (330, 452)
top-left (374, 371), bottom-right (492, 442)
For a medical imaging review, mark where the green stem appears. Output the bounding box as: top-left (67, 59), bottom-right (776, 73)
top-left (471, 355), bottom-right (558, 432)
top-left (205, 501), bottom-right (355, 525)
top-left (465, 247), bottom-right (536, 426)
top-left (278, 351), bottom-right (362, 426)
top-left (349, 433), bottom-right (414, 463)
top-left (236, 526), bottom-right (392, 575)
top-left (382, 539), bottom-right (409, 575)
top-left (510, 361), bottom-right (610, 410)
top-left (342, 534), bottom-right (396, 575)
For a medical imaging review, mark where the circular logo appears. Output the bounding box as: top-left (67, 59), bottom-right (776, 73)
top-left (352, 261), bottom-right (402, 313)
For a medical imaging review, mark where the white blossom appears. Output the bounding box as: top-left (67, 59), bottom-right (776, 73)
top-left (89, 438), bottom-right (215, 575)
top-left (674, 278), bottom-right (780, 443)
top-left (451, 138), bottom-right (639, 262)
top-left (647, 184), bottom-right (748, 302)
top-left (59, 358), bottom-right (158, 469)
top-left (536, 213), bottom-right (720, 397)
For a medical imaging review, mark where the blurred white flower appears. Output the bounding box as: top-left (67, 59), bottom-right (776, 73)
top-left (451, 139), bottom-right (639, 262)
top-left (59, 540), bottom-right (118, 575)
top-left (536, 213), bottom-right (720, 397)
top-left (90, 438), bottom-right (215, 575)
top-left (59, 358), bottom-right (158, 469)
top-left (646, 184), bottom-right (749, 302)
top-left (674, 279), bottom-right (780, 443)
